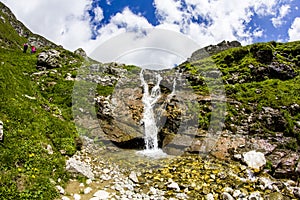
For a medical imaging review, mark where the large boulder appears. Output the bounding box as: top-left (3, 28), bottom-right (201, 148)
top-left (188, 40), bottom-right (242, 62)
top-left (74, 48), bottom-right (87, 58)
top-left (242, 150), bottom-right (266, 171)
top-left (251, 62), bottom-right (297, 81)
top-left (66, 156), bottom-right (94, 180)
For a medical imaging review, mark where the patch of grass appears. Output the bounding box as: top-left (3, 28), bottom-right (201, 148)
top-left (0, 43), bottom-right (78, 199)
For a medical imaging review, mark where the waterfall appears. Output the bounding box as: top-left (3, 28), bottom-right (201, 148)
top-left (140, 69), bottom-right (162, 150)
top-left (137, 69), bottom-right (169, 158)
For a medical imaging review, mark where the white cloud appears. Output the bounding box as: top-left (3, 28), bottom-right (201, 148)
top-left (154, 0), bottom-right (184, 24)
top-left (93, 6), bottom-right (104, 22)
top-left (2, 0), bottom-right (93, 51)
top-left (271, 4), bottom-right (291, 28)
top-left (288, 17), bottom-right (300, 41)
top-left (1, 0), bottom-right (295, 63)
top-left (153, 0), bottom-right (277, 46)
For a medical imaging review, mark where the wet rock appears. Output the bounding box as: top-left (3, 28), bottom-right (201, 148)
top-left (37, 49), bottom-right (62, 69)
top-left (66, 157), bottom-right (94, 180)
top-left (242, 151), bottom-right (266, 171)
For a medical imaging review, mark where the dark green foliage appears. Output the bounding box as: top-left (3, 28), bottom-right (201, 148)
top-left (96, 85), bottom-right (115, 96)
top-left (0, 42), bottom-right (78, 199)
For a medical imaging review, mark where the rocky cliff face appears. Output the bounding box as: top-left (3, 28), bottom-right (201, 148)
top-left (79, 40), bottom-right (300, 181)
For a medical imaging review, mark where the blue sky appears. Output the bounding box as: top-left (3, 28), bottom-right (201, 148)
top-left (2, 0), bottom-right (300, 62)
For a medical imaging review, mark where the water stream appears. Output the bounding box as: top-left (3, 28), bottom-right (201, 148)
top-left (137, 69), bottom-right (171, 158)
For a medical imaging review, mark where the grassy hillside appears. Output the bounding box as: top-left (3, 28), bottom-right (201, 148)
top-left (0, 48), bottom-right (85, 199)
top-left (180, 40), bottom-right (300, 149)
top-left (0, 5), bottom-right (84, 197)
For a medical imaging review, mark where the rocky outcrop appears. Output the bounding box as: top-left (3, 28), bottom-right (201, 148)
top-left (188, 40), bottom-right (241, 62)
top-left (74, 48), bottom-right (87, 58)
top-left (37, 49), bottom-right (62, 69)
top-left (251, 62), bottom-right (297, 81)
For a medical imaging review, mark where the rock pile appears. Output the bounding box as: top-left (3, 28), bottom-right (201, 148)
top-left (61, 139), bottom-right (300, 200)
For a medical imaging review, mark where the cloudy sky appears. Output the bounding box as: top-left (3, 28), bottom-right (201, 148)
top-left (2, 0), bottom-right (300, 65)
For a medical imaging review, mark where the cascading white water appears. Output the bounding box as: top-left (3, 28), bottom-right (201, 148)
top-left (140, 69), bottom-right (162, 150)
top-left (137, 69), bottom-right (173, 158)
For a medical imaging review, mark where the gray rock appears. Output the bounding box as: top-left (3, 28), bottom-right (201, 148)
top-left (46, 144), bottom-right (53, 155)
top-left (0, 120), bottom-right (3, 141)
top-left (296, 160), bottom-right (300, 174)
top-left (74, 48), bottom-right (87, 57)
top-left (129, 171), bottom-right (139, 183)
top-left (248, 191), bottom-right (262, 200)
top-left (293, 187), bottom-right (300, 199)
top-left (176, 193), bottom-right (188, 199)
top-left (37, 49), bottom-right (62, 69)
top-left (221, 192), bottom-right (234, 200)
top-left (93, 190), bottom-right (110, 199)
top-left (55, 185), bottom-right (65, 194)
top-left (84, 187), bottom-right (92, 194)
top-left (73, 194), bottom-right (81, 200)
top-left (188, 40), bottom-right (241, 62)
top-left (242, 151), bottom-right (266, 171)
top-left (206, 193), bottom-right (214, 200)
top-left (66, 157), bottom-right (94, 180)
top-left (167, 181), bottom-right (180, 192)
top-left (232, 190), bottom-right (241, 198)
top-left (258, 177), bottom-right (273, 190)
top-left (274, 152), bottom-right (299, 179)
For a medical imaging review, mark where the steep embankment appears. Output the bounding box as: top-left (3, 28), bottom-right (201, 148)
top-left (0, 2), bottom-right (84, 199)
